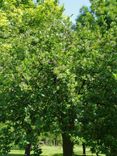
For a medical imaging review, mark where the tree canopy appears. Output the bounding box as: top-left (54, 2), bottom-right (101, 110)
top-left (0, 0), bottom-right (117, 156)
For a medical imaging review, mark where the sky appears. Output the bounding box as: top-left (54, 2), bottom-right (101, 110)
top-left (59, 0), bottom-right (90, 23)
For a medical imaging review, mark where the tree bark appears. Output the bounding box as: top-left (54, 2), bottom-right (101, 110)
top-left (25, 143), bottom-right (31, 156)
top-left (62, 133), bottom-right (73, 156)
top-left (54, 137), bottom-right (58, 146)
top-left (82, 143), bottom-right (86, 156)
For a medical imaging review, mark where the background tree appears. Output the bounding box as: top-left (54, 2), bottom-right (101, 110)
top-left (75, 0), bottom-right (117, 155)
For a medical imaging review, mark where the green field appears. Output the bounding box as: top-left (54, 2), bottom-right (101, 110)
top-left (9, 145), bottom-right (105, 156)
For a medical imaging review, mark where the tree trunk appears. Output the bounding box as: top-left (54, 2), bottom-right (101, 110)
top-left (62, 133), bottom-right (73, 156)
top-left (82, 143), bottom-right (86, 156)
top-left (25, 143), bottom-right (31, 156)
top-left (54, 137), bottom-right (58, 146)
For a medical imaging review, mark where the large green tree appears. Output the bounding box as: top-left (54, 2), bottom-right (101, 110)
top-left (1, 0), bottom-right (117, 156)
top-left (0, 0), bottom-right (76, 156)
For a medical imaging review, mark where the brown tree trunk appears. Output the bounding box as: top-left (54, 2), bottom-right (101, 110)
top-left (62, 133), bottom-right (73, 156)
top-left (82, 143), bottom-right (86, 156)
top-left (25, 143), bottom-right (31, 156)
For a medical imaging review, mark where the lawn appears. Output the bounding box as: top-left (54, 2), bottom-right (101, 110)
top-left (9, 145), bottom-right (105, 156)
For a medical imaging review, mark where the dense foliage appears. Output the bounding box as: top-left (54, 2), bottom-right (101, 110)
top-left (0, 0), bottom-right (117, 156)
top-left (75, 0), bottom-right (117, 155)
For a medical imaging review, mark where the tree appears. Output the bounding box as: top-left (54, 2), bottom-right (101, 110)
top-left (1, 0), bottom-right (116, 156)
top-left (0, 0), bottom-right (76, 156)
top-left (75, 0), bottom-right (117, 155)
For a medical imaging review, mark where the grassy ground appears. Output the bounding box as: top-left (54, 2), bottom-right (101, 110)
top-left (9, 145), bottom-right (105, 156)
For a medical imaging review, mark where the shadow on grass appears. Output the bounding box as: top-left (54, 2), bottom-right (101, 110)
top-left (9, 154), bottom-right (40, 156)
top-left (9, 154), bottom-right (34, 156)
top-left (52, 154), bottom-right (85, 156)
top-left (9, 154), bottom-right (94, 156)
top-left (52, 154), bottom-right (92, 156)
top-left (50, 154), bottom-right (93, 156)
top-left (9, 155), bottom-right (23, 156)
top-left (9, 155), bottom-right (62, 156)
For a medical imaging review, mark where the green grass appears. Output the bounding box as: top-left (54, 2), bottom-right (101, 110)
top-left (9, 145), bottom-right (105, 156)
top-left (41, 145), bottom-right (62, 156)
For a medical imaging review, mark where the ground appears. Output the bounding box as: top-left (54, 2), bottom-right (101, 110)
top-left (9, 145), bottom-right (105, 156)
